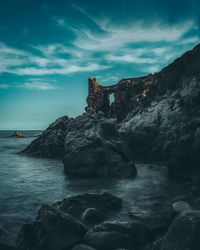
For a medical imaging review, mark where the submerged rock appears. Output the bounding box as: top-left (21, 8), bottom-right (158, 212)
top-left (63, 110), bottom-right (137, 178)
top-left (21, 116), bottom-right (69, 158)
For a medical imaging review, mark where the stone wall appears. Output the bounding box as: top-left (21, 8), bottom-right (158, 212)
top-left (86, 75), bottom-right (158, 121)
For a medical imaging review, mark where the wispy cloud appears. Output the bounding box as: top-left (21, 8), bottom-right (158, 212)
top-left (0, 42), bottom-right (109, 76)
top-left (23, 81), bottom-right (60, 90)
top-left (72, 19), bottom-right (198, 51)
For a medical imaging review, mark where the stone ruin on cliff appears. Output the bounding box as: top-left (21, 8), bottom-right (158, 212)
top-left (86, 76), bottom-right (158, 121)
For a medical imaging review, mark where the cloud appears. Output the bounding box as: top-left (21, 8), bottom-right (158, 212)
top-left (72, 19), bottom-right (198, 52)
top-left (0, 42), bottom-right (109, 76)
top-left (105, 54), bottom-right (156, 64)
top-left (23, 81), bottom-right (60, 90)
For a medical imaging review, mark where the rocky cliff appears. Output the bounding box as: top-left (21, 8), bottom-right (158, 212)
top-left (21, 43), bottom-right (200, 179)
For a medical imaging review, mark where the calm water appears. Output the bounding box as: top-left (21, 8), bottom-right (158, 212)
top-left (0, 131), bottom-right (190, 236)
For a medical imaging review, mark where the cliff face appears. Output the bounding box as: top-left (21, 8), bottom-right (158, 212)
top-left (86, 43), bottom-right (200, 179)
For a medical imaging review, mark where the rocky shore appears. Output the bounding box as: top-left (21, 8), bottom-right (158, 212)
top-left (12, 43), bottom-right (200, 250)
top-left (2, 189), bottom-right (200, 250)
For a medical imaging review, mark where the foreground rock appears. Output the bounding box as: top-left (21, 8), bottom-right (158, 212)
top-left (53, 191), bottom-right (122, 219)
top-left (18, 204), bottom-right (87, 250)
top-left (161, 210), bottom-right (200, 250)
top-left (63, 109), bottom-right (137, 178)
top-left (17, 192), bottom-right (122, 250)
top-left (21, 116), bottom-right (69, 158)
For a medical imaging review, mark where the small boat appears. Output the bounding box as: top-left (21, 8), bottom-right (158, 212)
top-left (10, 131), bottom-right (26, 138)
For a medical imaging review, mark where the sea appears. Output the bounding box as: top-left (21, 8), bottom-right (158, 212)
top-left (0, 130), bottom-right (190, 236)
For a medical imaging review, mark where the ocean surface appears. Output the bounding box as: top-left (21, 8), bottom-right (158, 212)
top-left (0, 130), bottom-right (190, 236)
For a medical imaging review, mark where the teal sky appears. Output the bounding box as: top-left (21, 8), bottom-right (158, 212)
top-left (0, 0), bottom-right (200, 130)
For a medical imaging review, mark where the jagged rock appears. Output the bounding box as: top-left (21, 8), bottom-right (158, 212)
top-left (63, 111), bottom-right (137, 178)
top-left (161, 210), bottom-right (200, 250)
top-left (172, 200), bottom-right (192, 214)
top-left (21, 116), bottom-right (69, 158)
top-left (83, 231), bottom-right (132, 250)
top-left (82, 208), bottom-right (105, 224)
top-left (53, 192), bottom-right (122, 219)
top-left (17, 204), bottom-right (87, 250)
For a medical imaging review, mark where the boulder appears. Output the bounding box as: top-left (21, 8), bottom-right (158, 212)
top-left (84, 231), bottom-right (132, 250)
top-left (82, 208), bottom-right (105, 224)
top-left (92, 220), bottom-right (154, 247)
top-left (161, 210), bottom-right (200, 250)
top-left (53, 192), bottom-right (122, 219)
top-left (63, 110), bottom-right (137, 178)
top-left (17, 204), bottom-right (87, 250)
top-left (129, 207), bottom-right (176, 235)
top-left (21, 116), bottom-right (69, 158)
top-left (172, 200), bottom-right (192, 214)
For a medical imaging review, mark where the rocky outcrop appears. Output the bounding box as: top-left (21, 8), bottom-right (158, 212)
top-left (21, 109), bottom-right (136, 178)
top-left (22, 43), bottom-right (200, 179)
top-left (63, 109), bottom-right (137, 178)
top-left (21, 116), bottom-right (69, 158)
top-left (119, 76), bottom-right (200, 179)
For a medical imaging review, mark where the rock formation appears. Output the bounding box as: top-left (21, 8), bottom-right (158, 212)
top-left (21, 116), bottom-right (69, 158)
top-left (21, 43), bottom-right (200, 179)
top-left (86, 43), bottom-right (200, 179)
top-left (63, 109), bottom-right (136, 177)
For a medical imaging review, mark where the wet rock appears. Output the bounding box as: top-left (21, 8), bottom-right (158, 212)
top-left (129, 207), bottom-right (176, 235)
top-left (92, 220), bottom-right (154, 247)
top-left (172, 200), bottom-right (192, 214)
top-left (17, 204), bottom-right (87, 250)
top-left (161, 210), bottom-right (200, 250)
top-left (72, 244), bottom-right (96, 250)
top-left (64, 112), bottom-right (137, 178)
top-left (21, 116), bottom-right (69, 158)
top-left (53, 192), bottom-right (122, 220)
top-left (82, 208), bottom-right (105, 224)
top-left (84, 231), bottom-right (132, 250)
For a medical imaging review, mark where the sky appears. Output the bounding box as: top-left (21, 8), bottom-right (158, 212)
top-left (0, 0), bottom-right (200, 130)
